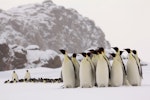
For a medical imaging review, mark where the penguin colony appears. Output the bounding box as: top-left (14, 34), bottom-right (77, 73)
top-left (60, 47), bottom-right (143, 88)
top-left (4, 70), bottom-right (63, 84)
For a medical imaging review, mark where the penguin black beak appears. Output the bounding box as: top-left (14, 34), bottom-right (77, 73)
top-left (124, 48), bottom-right (131, 53)
top-left (59, 49), bottom-right (66, 54)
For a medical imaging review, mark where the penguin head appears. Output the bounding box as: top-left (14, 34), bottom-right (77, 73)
top-left (112, 47), bottom-right (119, 52)
top-left (120, 51), bottom-right (123, 55)
top-left (124, 48), bottom-right (131, 53)
top-left (81, 52), bottom-right (86, 57)
top-left (14, 79), bottom-right (16, 82)
top-left (59, 49), bottom-right (66, 55)
top-left (87, 52), bottom-right (91, 57)
top-left (89, 49), bottom-right (98, 55)
top-left (97, 48), bottom-right (102, 54)
top-left (26, 70), bottom-right (28, 72)
top-left (110, 53), bottom-right (116, 57)
top-left (98, 47), bottom-right (104, 53)
top-left (72, 53), bottom-right (77, 58)
top-left (132, 50), bottom-right (137, 55)
top-left (13, 71), bottom-right (15, 73)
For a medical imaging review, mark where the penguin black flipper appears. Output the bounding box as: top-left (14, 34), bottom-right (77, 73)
top-left (70, 59), bottom-right (77, 80)
top-left (120, 51), bottom-right (127, 75)
top-left (133, 55), bottom-right (143, 78)
top-left (103, 56), bottom-right (111, 79)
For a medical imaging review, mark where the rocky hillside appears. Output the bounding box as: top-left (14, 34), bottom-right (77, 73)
top-left (0, 0), bottom-right (110, 53)
top-left (0, 39), bottom-right (61, 71)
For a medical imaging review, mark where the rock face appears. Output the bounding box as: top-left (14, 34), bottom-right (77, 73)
top-left (0, 42), bottom-right (62, 71)
top-left (0, 0), bottom-right (110, 53)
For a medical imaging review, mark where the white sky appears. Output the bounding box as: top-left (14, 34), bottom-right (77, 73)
top-left (0, 0), bottom-right (150, 62)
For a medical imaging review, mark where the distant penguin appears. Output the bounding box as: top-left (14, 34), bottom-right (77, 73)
top-left (80, 53), bottom-right (93, 88)
top-left (12, 71), bottom-right (19, 82)
top-left (110, 53), bottom-right (123, 87)
top-left (60, 49), bottom-right (75, 88)
top-left (87, 52), bottom-right (96, 86)
top-left (125, 49), bottom-right (141, 86)
top-left (112, 47), bottom-right (130, 86)
top-left (96, 49), bottom-right (109, 87)
top-left (24, 70), bottom-right (31, 81)
top-left (4, 80), bottom-right (10, 83)
top-left (71, 53), bottom-right (80, 87)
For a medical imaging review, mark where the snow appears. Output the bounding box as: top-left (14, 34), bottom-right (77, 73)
top-left (26, 45), bottom-right (40, 50)
top-left (26, 49), bottom-right (59, 68)
top-left (0, 38), bottom-right (7, 44)
top-left (0, 64), bottom-right (150, 100)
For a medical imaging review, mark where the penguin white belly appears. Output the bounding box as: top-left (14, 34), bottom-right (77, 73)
top-left (80, 60), bottom-right (93, 88)
top-left (62, 61), bottom-right (75, 88)
top-left (111, 61), bottom-right (123, 87)
top-left (96, 60), bottom-right (109, 87)
top-left (25, 73), bottom-right (30, 80)
top-left (12, 73), bottom-right (18, 81)
top-left (127, 61), bottom-right (141, 86)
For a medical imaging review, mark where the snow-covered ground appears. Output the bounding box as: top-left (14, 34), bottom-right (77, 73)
top-left (0, 65), bottom-right (150, 100)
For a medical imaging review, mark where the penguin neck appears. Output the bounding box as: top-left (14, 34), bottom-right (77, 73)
top-left (71, 57), bottom-right (77, 62)
top-left (115, 54), bottom-right (121, 62)
top-left (64, 54), bottom-right (70, 61)
top-left (92, 54), bottom-right (98, 59)
top-left (98, 53), bottom-right (103, 58)
top-left (128, 52), bottom-right (134, 60)
top-left (116, 51), bottom-right (120, 55)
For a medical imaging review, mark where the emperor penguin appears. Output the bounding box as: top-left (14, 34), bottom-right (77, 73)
top-left (110, 53), bottom-right (123, 87)
top-left (132, 50), bottom-right (143, 79)
top-left (12, 71), bottom-right (19, 82)
top-left (24, 70), bottom-right (31, 81)
top-left (125, 49), bottom-right (141, 86)
top-left (112, 47), bottom-right (130, 86)
top-left (96, 49), bottom-right (109, 87)
top-left (89, 49), bottom-right (99, 67)
top-left (87, 52), bottom-right (96, 86)
top-left (80, 53), bottom-right (93, 88)
top-left (60, 49), bottom-right (75, 88)
top-left (99, 47), bottom-right (111, 76)
top-left (71, 53), bottom-right (80, 87)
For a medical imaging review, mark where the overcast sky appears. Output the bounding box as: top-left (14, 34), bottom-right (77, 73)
top-left (0, 0), bottom-right (150, 62)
